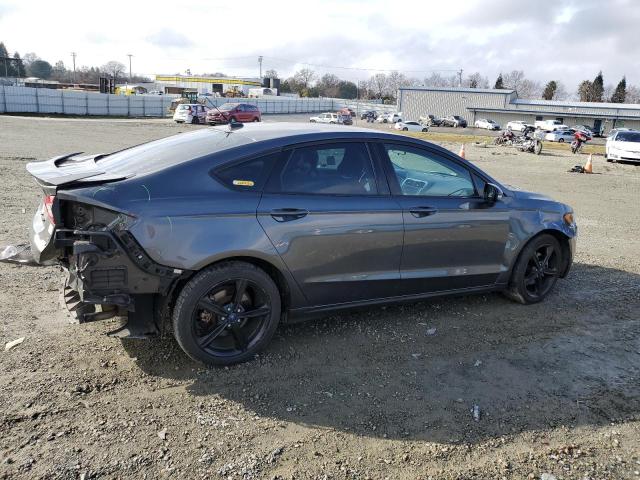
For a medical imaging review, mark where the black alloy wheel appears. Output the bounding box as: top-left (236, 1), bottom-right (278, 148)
top-left (173, 262), bottom-right (281, 365)
top-left (505, 234), bottom-right (562, 304)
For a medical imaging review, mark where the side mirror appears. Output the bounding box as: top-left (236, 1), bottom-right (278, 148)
top-left (484, 183), bottom-right (503, 204)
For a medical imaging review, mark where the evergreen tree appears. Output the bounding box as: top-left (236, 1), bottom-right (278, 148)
top-left (542, 81), bottom-right (557, 100)
top-left (591, 71), bottom-right (604, 102)
top-left (13, 52), bottom-right (26, 77)
top-left (610, 76), bottom-right (626, 103)
top-left (494, 73), bottom-right (504, 89)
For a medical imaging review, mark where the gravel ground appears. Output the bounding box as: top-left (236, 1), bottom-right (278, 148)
top-left (0, 116), bottom-right (639, 480)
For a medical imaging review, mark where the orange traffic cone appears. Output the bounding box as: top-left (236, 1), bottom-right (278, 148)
top-left (583, 154), bottom-right (593, 173)
top-left (459, 144), bottom-right (465, 159)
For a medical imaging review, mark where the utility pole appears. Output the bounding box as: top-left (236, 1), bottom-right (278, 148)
top-left (127, 54), bottom-right (133, 82)
top-left (458, 69), bottom-right (463, 87)
top-left (258, 56), bottom-right (263, 79)
top-left (71, 52), bottom-right (77, 83)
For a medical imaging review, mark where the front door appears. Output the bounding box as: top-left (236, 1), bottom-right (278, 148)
top-left (257, 141), bottom-right (403, 306)
top-left (376, 142), bottom-right (511, 294)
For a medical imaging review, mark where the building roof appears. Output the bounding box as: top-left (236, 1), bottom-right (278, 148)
top-left (399, 86), bottom-right (515, 95)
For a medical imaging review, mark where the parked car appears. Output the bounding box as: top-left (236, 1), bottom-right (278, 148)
top-left (605, 129), bottom-right (640, 163)
top-left (474, 119), bottom-right (501, 130)
top-left (361, 110), bottom-right (378, 120)
top-left (545, 129), bottom-right (578, 143)
top-left (419, 114), bottom-right (443, 127)
top-left (338, 107), bottom-right (356, 117)
top-left (506, 121), bottom-right (533, 132)
top-left (3, 123), bottom-right (576, 365)
top-left (441, 115), bottom-right (467, 128)
top-left (534, 119), bottom-right (569, 132)
top-left (173, 104), bottom-right (208, 124)
top-left (376, 113), bottom-right (402, 124)
top-left (206, 103), bottom-right (261, 125)
top-left (310, 112), bottom-right (339, 124)
top-left (337, 113), bottom-right (353, 125)
top-left (395, 121), bottom-right (429, 132)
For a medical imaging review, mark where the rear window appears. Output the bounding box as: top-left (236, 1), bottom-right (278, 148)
top-left (616, 132), bottom-right (640, 142)
top-left (177, 104), bottom-right (191, 110)
top-left (94, 129), bottom-right (254, 175)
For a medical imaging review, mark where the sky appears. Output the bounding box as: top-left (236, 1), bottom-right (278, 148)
top-left (0, 0), bottom-right (638, 91)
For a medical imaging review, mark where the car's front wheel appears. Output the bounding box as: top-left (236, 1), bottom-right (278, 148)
top-left (504, 234), bottom-right (562, 305)
top-left (173, 261), bottom-right (281, 365)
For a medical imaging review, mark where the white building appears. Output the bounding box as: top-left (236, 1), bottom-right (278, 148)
top-left (154, 74), bottom-right (262, 96)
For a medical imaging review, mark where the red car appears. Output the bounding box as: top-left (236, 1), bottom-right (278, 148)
top-left (206, 103), bottom-right (261, 125)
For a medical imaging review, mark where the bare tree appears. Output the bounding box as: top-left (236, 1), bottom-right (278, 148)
top-left (464, 72), bottom-right (489, 89)
top-left (552, 81), bottom-right (569, 100)
top-left (625, 85), bottom-right (640, 104)
top-left (603, 84), bottom-right (614, 102)
top-left (101, 61), bottom-right (126, 82)
top-left (264, 69), bottom-right (278, 79)
top-left (368, 73), bottom-right (388, 99)
top-left (293, 68), bottom-right (316, 90)
top-left (502, 70), bottom-right (526, 91)
top-left (317, 73), bottom-right (341, 97)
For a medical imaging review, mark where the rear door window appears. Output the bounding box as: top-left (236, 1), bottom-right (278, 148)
top-left (215, 152), bottom-right (281, 191)
top-left (266, 143), bottom-right (378, 195)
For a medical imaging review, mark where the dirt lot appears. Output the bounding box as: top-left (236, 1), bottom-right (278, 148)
top-left (0, 116), bottom-right (639, 480)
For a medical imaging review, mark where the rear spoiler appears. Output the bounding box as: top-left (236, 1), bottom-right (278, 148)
top-left (26, 152), bottom-right (128, 193)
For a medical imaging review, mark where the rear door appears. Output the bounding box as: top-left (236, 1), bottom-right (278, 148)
top-left (257, 141), bottom-right (403, 306)
top-left (375, 142), bottom-right (510, 294)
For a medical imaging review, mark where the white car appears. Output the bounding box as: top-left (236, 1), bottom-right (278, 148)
top-left (606, 129), bottom-right (640, 163)
top-left (506, 120), bottom-right (533, 132)
top-left (535, 119), bottom-right (569, 132)
top-left (474, 119), bottom-right (501, 130)
top-left (395, 121), bottom-right (429, 132)
top-left (173, 104), bottom-right (208, 124)
top-left (376, 113), bottom-right (402, 124)
top-left (545, 129), bottom-right (576, 143)
top-left (310, 112), bottom-right (339, 124)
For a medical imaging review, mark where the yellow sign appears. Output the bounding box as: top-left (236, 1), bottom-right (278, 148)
top-left (232, 180), bottom-right (255, 187)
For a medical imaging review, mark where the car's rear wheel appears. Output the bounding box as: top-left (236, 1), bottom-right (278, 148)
top-left (422, 128), bottom-right (428, 132)
top-left (402, 127), bottom-right (408, 131)
top-left (173, 261), bottom-right (281, 365)
top-left (192, 116), bottom-right (200, 125)
top-left (504, 234), bottom-right (562, 305)
top-left (558, 138), bottom-right (564, 143)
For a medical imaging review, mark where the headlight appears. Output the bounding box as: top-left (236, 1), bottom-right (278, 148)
top-left (563, 212), bottom-right (575, 226)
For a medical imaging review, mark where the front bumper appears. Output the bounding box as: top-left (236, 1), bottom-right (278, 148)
top-left (608, 148), bottom-right (640, 162)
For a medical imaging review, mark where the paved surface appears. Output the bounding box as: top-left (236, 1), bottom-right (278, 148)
top-left (0, 115), bottom-right (638, 479)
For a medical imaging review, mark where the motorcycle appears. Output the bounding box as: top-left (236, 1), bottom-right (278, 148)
top-left (571, 131), bottom-right (590, 154)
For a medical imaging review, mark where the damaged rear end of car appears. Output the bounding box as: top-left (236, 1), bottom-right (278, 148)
top-left (2, 151), bottom-right (187, 338)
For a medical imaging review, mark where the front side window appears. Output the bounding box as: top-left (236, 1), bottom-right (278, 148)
top-left (268, 143), bottom-right (377, 195)
top-left (383, 144), bottom-right (476, 197)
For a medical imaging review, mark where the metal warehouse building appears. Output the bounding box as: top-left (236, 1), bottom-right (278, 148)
top-left (398, 87), bottom-right (640, 133)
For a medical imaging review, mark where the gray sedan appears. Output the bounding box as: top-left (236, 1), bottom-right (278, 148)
top-left (3, 123), bottom-right (577, 365)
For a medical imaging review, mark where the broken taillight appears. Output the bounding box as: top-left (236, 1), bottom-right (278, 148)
top-left (44, 195), bottom-right (56, 224)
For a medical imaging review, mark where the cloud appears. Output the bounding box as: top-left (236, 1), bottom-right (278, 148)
top-left (146, 28), bottom-right (193, 48)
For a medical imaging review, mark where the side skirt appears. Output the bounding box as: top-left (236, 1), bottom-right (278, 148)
top-left (287, 283), bottom-right (506, 320)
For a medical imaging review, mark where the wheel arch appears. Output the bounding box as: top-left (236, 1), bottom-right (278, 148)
top-left (507, 228), bottom-right (573, 283)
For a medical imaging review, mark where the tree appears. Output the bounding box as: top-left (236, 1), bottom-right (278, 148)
top-left (368, 73), bottom-right (388, 99)
top-left (12, 52), bottom-right (25, 77)
top-left (552, 81), bottom-right (569, 100)
top-left (51, 60), bottom-right (67, 82)
top-left (502, 70), bottom-right (525, 91)
top-left (0, 42), bottom-right (7, 58)
top-left (101, 61), bottom-right (126, 82)
top-left (264, 69), bottom-right (278, 79)
top-left (465, 72), bottom-right (489, 89)
top-left (292, 68), bottom-right (316, 90)
top-left (577, 80), bottom-right (593, 102)
top-left (626, 85), bottom-right (640, 104)
top-left (610, 77), bottom-right (626, 103)
top-left (317, 73), bottom-right (341, 97)
top-left (22, 52), bottom-right (38, 68)
top-left (337, 80), bottom-right (357, 99)
top-left (542, 81), bottom-right (557, 100)
top-left (28, 59), bottom-right (53, 79)
top-left (494, 73), bottom-right (504, 89)
top-left (591, 71), bottom-right (604, 102)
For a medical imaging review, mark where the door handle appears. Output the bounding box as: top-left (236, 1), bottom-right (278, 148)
top-left (409, 206), bottom-right (438, 218)
top-left (270, 208), bottom-right (309, 222)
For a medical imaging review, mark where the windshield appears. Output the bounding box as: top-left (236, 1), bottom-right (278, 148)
top-left (616, 132), bottom-right (640, 142)
top-left (219, 103), bottom-right (238, 111)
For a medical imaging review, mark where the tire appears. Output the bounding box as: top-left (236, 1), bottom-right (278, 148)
top-left (383, 119), bottom-right (388, 123)
top-left (192, 116), bottom-right (199, 125)
top-left (173, 261), bottom-right (281, 366)
top-left (534, 140), bottom-right (543, 155)
top-left (402, 127), bottom-right (408, 131)
top-left (253, 117), bottom-right (260, 122)
top-left (422, 128), bottom-right (428, 132)
top-left (558, 138), bottom-right (564, 143)
top-left (310, 119), bottom-right (316, 123)
top-left (230, 116), bottom-right (237, 123)
top-left (504, 234), bottom-right (562, 305)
